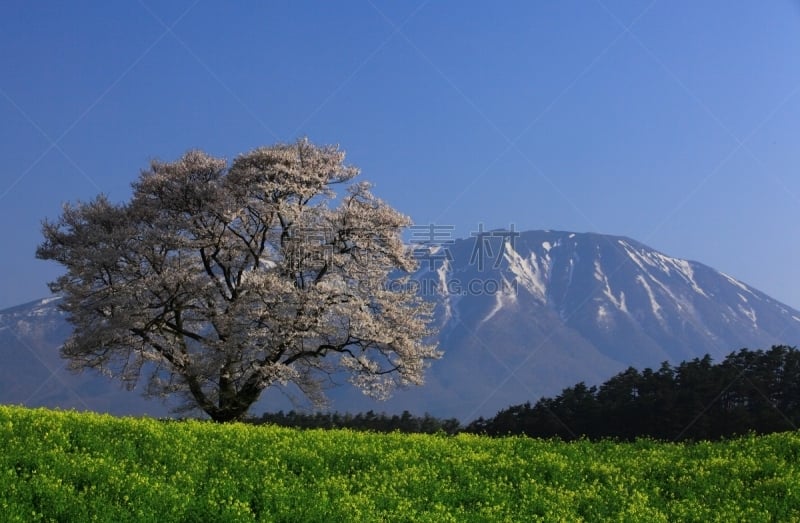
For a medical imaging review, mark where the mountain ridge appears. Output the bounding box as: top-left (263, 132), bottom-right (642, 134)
top-left (3, 229), bottom-right (799, 421)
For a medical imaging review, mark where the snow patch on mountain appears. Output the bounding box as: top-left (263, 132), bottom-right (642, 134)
top-left (668, 258), bottom-right (709, 298)
top-left (0, 296), bottom-right (64, 324)
top-left (619, 241), bottom-right (654, 275)
top-left (636, 274), bottom-right (664, 323)
top-left (738, 304), bottom-right (758, 326)
top-left (644, 268), bottom-right (692, 315)
top-left (721, 272), bottom-right (756, 295)
top-left (597, 304), bottom-right (611, 326)
top-left (618, 240), bottom-right (709, 297)
top-left (437, 259), bottom-right (453, 323)
top-left (480, 276), bottom-right (518, 325)
top-left (594, 260), bottom-right (627, 313)
top-left (436, 259), bottom-right (449, 292)
top-left (503, 242), bottom-right (548, 302)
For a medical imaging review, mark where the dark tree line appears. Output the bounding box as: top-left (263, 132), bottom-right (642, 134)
top-left (466, 345), bottom-right (800, 441)
top-left (250, 409), bottom-right (462, 435)
top-left (249, 346), bottom-right (800, 441)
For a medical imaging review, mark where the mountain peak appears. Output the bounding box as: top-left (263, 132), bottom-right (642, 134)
top-left (407, 228), bottom-right (800, 417)
top-left (3, 229), bottom-right (800, 420)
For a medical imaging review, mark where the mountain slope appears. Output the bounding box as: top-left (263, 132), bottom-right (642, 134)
top-left (3, 230), bottom-right (800, 421)
top-left (0, 297), bottom-right (172, 417)
top-left (377, 230), bottom-right (799, 419)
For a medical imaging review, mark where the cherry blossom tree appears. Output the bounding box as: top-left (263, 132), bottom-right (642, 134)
top-left (37, 139), bottom-right (439, 421)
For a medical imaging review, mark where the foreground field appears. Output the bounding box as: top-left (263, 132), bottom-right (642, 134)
top-left (1, 406), bottom-right (798, 522)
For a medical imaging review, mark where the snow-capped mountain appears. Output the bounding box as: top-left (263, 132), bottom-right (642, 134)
top-left (0, 296), bottom-right (172, 417)
top-left (3, 230), bottom-right (800, 421)
top-left (427, 230), bottom-right (800, 362)
top-left (366, 229), bottom-right (800, 420)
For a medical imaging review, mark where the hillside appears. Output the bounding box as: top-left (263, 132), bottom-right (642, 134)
top-left (0, 298), bottom-right (173, 418)
top-left (356, 230), bottom-right (800, 419)
top-left (3, 230), bottom-right (800, 420)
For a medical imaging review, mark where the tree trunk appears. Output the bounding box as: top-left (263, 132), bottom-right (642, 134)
top-left (206, 376), bottom-right (263, 422)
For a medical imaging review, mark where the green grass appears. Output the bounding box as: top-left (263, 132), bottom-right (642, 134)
top-left (1, 405), bottom-right (799, 522)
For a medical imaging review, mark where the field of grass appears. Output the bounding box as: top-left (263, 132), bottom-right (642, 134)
top-left (1, 405), bottom-right (799, 522)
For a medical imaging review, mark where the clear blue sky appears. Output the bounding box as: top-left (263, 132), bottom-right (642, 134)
top-left (1, 1), bottom-right (799, 311)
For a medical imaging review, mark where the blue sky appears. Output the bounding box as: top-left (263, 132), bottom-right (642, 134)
top-left (1, 1), bottom-right (799, 311)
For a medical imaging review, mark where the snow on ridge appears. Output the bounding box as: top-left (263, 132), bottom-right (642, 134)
top-left (619, 241), bottom-right (651, 273)
top-left (596, 303), bottom-right (611, 326)
top-left (721, 272), bottom-right (755, 295)
top-left (436, 259), bottom-right (452, 322)
top-left (738, 304), bottom-right (758, 326)
top-left (636, 274), bottom-right (664, 322)
top-left (503, 241), bottom-right (548, 301)
top-left (27, 296), bottom-right (65, 318)
top-left (645, 270), bottom-right (695, 317)
top-left (542, 241), bottom-right (552, 252)
top-left (618, 240), bottom-right (657, 270)
top-left (618, 240), bottom-right (708, 297)
top-left (480, 276), bottom-right (518, 325)
top-left (40, 296), bottom-right (62, 306)
top-left (436, 259), bottom-right (450, 295)
top-left (663, 257), bottom-right (708, 297)
top-left (594, 260), bottom-right (627, 313)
